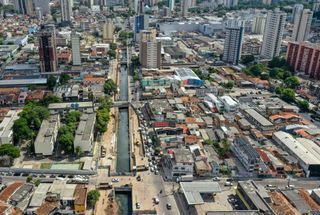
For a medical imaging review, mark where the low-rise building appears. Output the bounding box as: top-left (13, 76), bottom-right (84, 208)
top-left (0, 110), bottom-right (20, 144)
top-left (74, 185), bottom-right (87, 213)
top-left (48, 102), bottom-right (94, 115)
top-left (232, 137), bottom-right (261, 172)
top-left (219, 95), bottom-right (238, 112)
top-left (242, 108), bottom-right (274, 131)
top-left (74, 113), bottom-right (96, 153)
top-left (273, 131), bottom-right (320, 177)
top-left (163, 148), bottom-right (194, 179)
top-left (34, 115), bottom-right (60, 156)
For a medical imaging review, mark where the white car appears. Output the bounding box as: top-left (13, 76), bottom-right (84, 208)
top-left (150, 167), bottom-right (155, 172)
top-left (136, 202), bottom-right (141, 209)
top-left (155, 170), bottom-right (159, 175)
top-left (212, 177), bottom-right (220, 181)
top-left (112, 178), bottom-right (120, 182)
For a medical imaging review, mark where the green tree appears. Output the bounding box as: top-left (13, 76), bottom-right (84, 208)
top-left (65, 111), bottom-right (82, 124)
top-left (87, 190), bottom-right (100, 207)
top-left (0, 144), bottom-right (20, 158)
top-left (297, 100), bottom-right (309, 111)
top-left (12, 118), bottom-right (34, 141)
top-left (60, 73), bottom-right (71, 85)
top-left (269, 57), bottom-right (288, 69)
top-left (95, 108), bottom-right (110, 133)
top-left (75, 146), bottom-right (82, 157)
top-left (281, 88), bottom-right (295, 102)
top-left (26, 176), bottom-right (32, 183)
top-left (107, 50), bottom-right (116, 58)
top-left (131, 55), bottom-right (140, 67)
top-left (284, 76), bottom-right (300, 89)
top-left (40, 95), bottom-right (62, 107)
top-left (223, 81), bottom-right (234, 89)
top-left (58, 131), bottom-right (74, 153)
top-left (260, 72), bottom-right (269, 80)
top-left (110, 43), bottom-right (117, 50)
top-left (34, 179), bottom-right (41, 186)
top-left (241, 55), bottom-right (255, 65)
top-left (47, 75), bottom-right (57, 90)
top-left (104, 79), bottom-right (117, 95)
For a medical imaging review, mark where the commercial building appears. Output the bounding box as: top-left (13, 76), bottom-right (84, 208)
top-left (175, 68), bottom-right (203, 88)
top-left (0, 110), bottom-right (20, 144)
top-left (219, 95), bottom-right (238, 112)
top-left (74, 113), bottom-right (96, 153)
top-left (139, 30), bottom-right (161, 69)
top-left (260, 8), bottom-right (286, 59)
top-left (37, 25), bottom-right (58, 73)
top-left (163, 148), bottom-right (194, 179)
top-left (223, 21), bottom-right (244, 65)
top-left (252, 15), bottom-right (266, 34)
top-left (34, 114), bottom-right (60, 156)
top-left (273, 131), bottom-right (320, 177)
top-left (71, 32), bottom-right (81, 66)
top-left (242, 108), bottom-right (274, 131)
top-left (14, 0), bottom-right (34, 15)
top-left (134, 15), bottom-right (149, 41)
top-left (292, 9), bottom-right (313, 42)
top-left (102, 20), bottom-right (114, 42)
top-left (33, 0), bottom-right (50, 16)
top-left (204, 93), bottom-right (224, 111)
top-left (286, 41), bottom-right (320, 80)
top-left (74, 185), bottom-right (87, 213)
top-left (180, 182), bottom-right (221, 205)
top-left (60, 0), bottom-right (72, 24)
top-left (236, 181), bottom-right (274, 213)
top-left (232, 137), bottom-right (261, 172)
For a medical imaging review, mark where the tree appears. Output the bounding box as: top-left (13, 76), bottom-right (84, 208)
top-left (60, 73), bottom-right (71, 85)
top-left (284, 76), bottom-right (300, 89)
top-left (34, 179), bottom-right (41, 186)
top-left (12, 118), bottom-right (34, 141)
top-left (222, 81), bottom-right (234, 89)
top-left (110, 43), bottom-right (117, 50)
top-left (260, 72), bottom-right (269, 80)
top-left (241, 55), bottom-right (255, 65)
top-left (269, 57), bottom-right (288, 69)
top-left (107, 50), bottom-right (116, 58)
top-left (47, 75), bottom-right (57, 90)
top-left (281, 88), bottom-right (295, 102)
top-left (104, 79), bottom-right (117, 95)
top-left (26, 176), bottom-right (32, 183)
top-left (65, 111), bottom-right (81, 124)
top-left (0, 144), bottom-right (20, 158)
top-left (75, 146), bottom-right (82, 157)
top-left (40, 95), bottom-right (62, 106)
top-left (58, 131), bottom-right (74, 153)
top-left (297, 100), bottom-right (309, 111)
top-left (87, 190), bottom-right (100, 207)
top-left (131, 55), bottom-right (140, 67)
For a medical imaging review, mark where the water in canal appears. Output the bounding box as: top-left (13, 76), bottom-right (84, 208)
top-left (116, 65), bottom-right (130, 173)
top-left (115, 65), bottom-right (131, 213)
top-left (115, 192), bottom-right (132, 215)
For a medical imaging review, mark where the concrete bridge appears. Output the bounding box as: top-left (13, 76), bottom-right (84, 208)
top-left (112, 101), bottom-right (130, 108)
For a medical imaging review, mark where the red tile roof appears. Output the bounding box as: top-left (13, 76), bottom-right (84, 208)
top-left (0, 182), bottom-right (24, 202)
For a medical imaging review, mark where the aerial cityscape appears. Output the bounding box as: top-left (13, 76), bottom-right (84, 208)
top-left (0, 0), bottom-right (320, 214)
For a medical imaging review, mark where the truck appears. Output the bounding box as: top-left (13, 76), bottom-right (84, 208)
top-left (178, 175), bottom-right (193, 182)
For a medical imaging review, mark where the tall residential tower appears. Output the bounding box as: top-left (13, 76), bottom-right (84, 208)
top-left (260, 8), bottom-right (286, 59)
top-left (292, 9), bottom-right (313, 42)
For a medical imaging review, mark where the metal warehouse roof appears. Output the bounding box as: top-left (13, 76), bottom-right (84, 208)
top-left (180, 182), bottom-right (221, 205)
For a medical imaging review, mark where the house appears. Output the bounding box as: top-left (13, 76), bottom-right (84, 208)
top-left (34, 115), bottom-right (60, 156)
top-left (18, 92), bottom-right (27, 104)
top-left (232, 137), bottom-right (261, 172)
top-left (195, 160), bottom-right (212, 177)
top-left (74, 113), bottom-right (96, 153)
top-left (163, 148), bottom-right (194, 179)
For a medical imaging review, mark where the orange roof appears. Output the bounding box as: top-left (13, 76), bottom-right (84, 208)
top-left (250, 77), bottom-right (269, 85)
top-left (84, 77), bottom-right (105, 82)
top-left (26, 90), bottom-right (45, 101)
top-left (74, 185), bottom-right (87, 205)
top-left (185, 135), bottom-right (198, 144)
top-left (180, 96), bottom-right (189, 103)
top-left (0, 88), bottom-right (20, 94)
top-left (185, 117), bottom-right (196, 124)
top-left (35, 201), bottom-right (59, 215)
top-left (176, 124), bottom-right (188, 134)
top-left (269, 112), bottom-right (300, 121)
top-left (0, 182), bottom-right (24, 202)
top-left (294, 129), bottom-right (311, 138)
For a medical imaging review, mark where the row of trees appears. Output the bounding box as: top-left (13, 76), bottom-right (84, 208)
top-left (96, 97), bottom-right (112, 134)
top-left (47, 74), bottom-right (71, 90)
top-left (57, 111), bottom-right (82, 154)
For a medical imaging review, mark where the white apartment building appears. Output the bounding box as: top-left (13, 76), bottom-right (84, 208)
top-left (260, 8), bottom-right (286, 59)
top-left (74, 113), bottom-right (96, 153)
top-left (71, 32), bottom-right (81, 66)
top-left (0, 110), bottom-right (20, 144)
top-left (292, 9), bottom-right (313, 42)
top-left (252, 15), bottom-right (266, 34)
top-left (34, 114), bottom-right (60, 156)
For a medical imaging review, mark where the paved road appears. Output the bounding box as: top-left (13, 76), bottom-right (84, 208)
top-left (255, 178), bottom-right (320, 190)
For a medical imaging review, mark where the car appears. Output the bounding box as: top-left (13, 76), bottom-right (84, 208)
top-left (136, 202), bottom-right (141, 209)
top-left (212, 177), bottom-right (220, 181)
top-left (155, 170), bottom-right (159, 175)
top-left (153, 197), bottom-right (159, 204)
top-left (137, 175), bottom-right (141, 181)
top-left (224, 181), bottom-right (233, 186)
top-left (112, 178), bottom-right (120, 182)
top-left (150, 167), bottom-right (155, 172)
top-left (166, 203), bottom-right (172, 210)
top-left (226, 178), bottom-right (233, 182)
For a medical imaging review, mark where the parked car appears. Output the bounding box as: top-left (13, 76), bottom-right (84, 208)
top-left (112, 178), bottom-right (120, 182)
top-left (166, 203), bottom-right (172, 210)
top-left (136, 202), bottom-right (141, 209)
top-left (212, 177), bottom-right (220, 181)
top-left (153, 197), bottom-right (159, 204)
